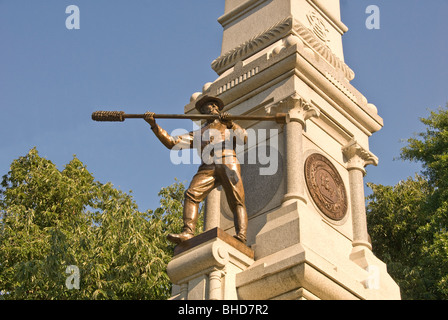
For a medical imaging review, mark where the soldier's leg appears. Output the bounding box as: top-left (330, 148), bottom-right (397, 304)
top-left (167, 167), bottom-right (216, 244)
top-left (218, 162), bottom-right (248, 244)
top-left (233, 204), bottom-right (248, 244)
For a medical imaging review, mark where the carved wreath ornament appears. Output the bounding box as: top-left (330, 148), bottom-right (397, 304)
top-left (305, 153), bottom-right (347, 221)
top-left (306, 11), bottom-right (330, 43)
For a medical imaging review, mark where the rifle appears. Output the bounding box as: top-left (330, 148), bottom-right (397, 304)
top-left (91, 111), bottom-right (287, 124)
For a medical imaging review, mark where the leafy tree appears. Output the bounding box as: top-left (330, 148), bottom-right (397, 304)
top-left (0, 148), bottom-right (201, 299)
top-left (366, 105), bottom-right (448, 300)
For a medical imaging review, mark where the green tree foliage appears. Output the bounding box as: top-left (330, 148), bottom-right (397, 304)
top-left (0, 148), bottom-right (201, 299)
top-left (367, 105), bottom-right (448, 300)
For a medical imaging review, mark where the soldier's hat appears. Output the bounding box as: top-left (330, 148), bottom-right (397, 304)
top-left (195, 95), bottom-right (225, 113)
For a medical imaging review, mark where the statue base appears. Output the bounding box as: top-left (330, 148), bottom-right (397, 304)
top-left (167, 227), bottom-right (254, 300)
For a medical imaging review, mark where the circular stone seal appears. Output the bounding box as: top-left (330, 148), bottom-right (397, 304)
top-left (304, 153), bottom-right (347, 221)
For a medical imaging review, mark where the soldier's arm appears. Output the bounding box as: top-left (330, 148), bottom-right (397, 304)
top-left (145, 112), bottom-right (193, 150)
top-left (219, 112), bottom-right (248, 145)
top-left (233, 123), bottom-right (248, 145)
top-left (228, 121), bottom-right (248, 145)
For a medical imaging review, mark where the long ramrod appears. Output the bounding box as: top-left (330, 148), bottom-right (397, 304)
top-left (91, 111), bottom-right (287, 124)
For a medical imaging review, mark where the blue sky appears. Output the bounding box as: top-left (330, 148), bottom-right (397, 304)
top-left (1, 0), bottom-right (447, 212)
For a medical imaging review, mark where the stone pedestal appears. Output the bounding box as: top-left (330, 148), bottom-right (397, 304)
top-left (168, 228), bottom-right (254, 300)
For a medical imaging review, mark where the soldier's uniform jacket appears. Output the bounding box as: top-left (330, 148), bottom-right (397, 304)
top-left (151, 119), bottom-right (247, 208)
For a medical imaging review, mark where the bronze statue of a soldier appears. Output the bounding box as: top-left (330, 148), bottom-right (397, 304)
top-left (144, 96), bottom-right (248, 244)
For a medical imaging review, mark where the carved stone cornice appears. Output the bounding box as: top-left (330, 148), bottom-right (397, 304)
top-left (186, 32), bottom-right (381, 135)
top-left (342, 140), bottom-right (378, 173)
top-left (211, 17), bottom-right (293, 75)
top-left (291, 19), bottom-right (354, 81)
top-left (211, 16), bottom-right (355, 81)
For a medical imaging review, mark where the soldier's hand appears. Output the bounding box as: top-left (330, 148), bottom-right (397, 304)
top-left (219, 112), bottom-right (234, 129)
top-left (144, 112), bottom-right (156, 127)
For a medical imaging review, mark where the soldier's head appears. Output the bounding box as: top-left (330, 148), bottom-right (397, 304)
top-left (195, 96), bottom-right (224, 115)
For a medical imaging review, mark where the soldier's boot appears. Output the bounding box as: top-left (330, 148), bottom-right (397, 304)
top-left (233, 205), bottom-right (248, 244)
top-left (167, 198), bottom-right (198, 244)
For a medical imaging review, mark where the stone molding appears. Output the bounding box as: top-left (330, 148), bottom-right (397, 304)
top-left (217, 64), bottom-right (260, 95)
top-left (211, 16), bottom-right (354, 81)
top-left (186, 41), bottom-right (382, 135)
top-left (211, 16), bottom-right (293, 75)
top-left (292, 18), bottom-right (354, 80)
